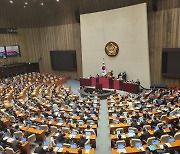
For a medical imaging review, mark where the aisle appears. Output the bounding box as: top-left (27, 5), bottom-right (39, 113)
top-left (95, 99), bottom-right (111, 154)
top-left (63, 80), bottom-right (111, 154)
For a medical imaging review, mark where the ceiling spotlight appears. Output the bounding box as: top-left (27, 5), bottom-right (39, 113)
top-left (25, 2), bottom-right (28, 5)
top-left (41, 2), bottom-right (44, 6)
top-left (9, 0), bottom-right (13, 4)
top-left (56, 0), bottom-right (59, 2)
top-left (24, 6), bottom-right (26, 8)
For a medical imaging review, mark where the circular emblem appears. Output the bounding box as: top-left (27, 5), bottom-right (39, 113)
top-left (105, 41), bottom-right (119, 57)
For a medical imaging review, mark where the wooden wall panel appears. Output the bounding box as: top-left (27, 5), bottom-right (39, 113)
top-left (148, 7), bottom-right (180, 86)
top-left (0, 28), bottom-right (41, 66)
top-left (38, 24), bottom-right (82, 79)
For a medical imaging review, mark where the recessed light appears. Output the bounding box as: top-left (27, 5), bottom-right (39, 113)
top-left (24, 5), bottom-right (26, 8)
top-left (9, 0), bottom-right (13, 4)
top-left (41, 2), bottom-right (44, 6)
top-left (25, 2), bottom-right (28, 5)
top-left (57, 0), bottom-right (59, 2)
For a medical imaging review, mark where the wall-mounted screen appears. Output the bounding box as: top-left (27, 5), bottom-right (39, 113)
top-left (5, 45), bottom-right (21, 57)
top-left (0, 46), bottom-right (6, 58)
top-left (162, 48), bottom-right (180, 78)
top-left (50, 50), bottom-right (77, 71)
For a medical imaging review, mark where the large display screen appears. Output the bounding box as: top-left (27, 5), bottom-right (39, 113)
top-left (0, 46), bottom-right (6, 58)
top-left (162, 48), bottom-right (180, 78)
top-left (5, 45), bottom-right (20, 57)
top-left (50, 50), bottom-right (77, 71)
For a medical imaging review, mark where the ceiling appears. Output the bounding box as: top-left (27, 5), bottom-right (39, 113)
top-left (0, 0), bottom-right (179, 28)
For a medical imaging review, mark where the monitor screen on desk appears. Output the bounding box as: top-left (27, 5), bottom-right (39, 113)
top-left (85, 144), bottom-right (91, 150)
top-left (70, 144), bottom-right (77, 149)
top-left (169, 137), bottom-right (175, 143)
top-left (152, 140), bottom-right (159, 145)
top-left (21, 137), bottom-right (26, 142)
top-left (85, 132), bottom-right (91, 136)
top-left (56, 143), bottom-right (63, 148)
top-left (71, 131), bottom-right (77, 135)
top-left (117, 144), bottom-right (124, 149)
top-left (44, 141), bottom-right (50, 146)
top-left (135, 142), bottom-right (142, 147)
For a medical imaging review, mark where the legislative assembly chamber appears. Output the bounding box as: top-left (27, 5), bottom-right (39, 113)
top-left (0, 0), bottom-right (180, 154)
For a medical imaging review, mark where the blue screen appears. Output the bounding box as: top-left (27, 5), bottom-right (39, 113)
top-left (118, 144), bottom-right (124, 149)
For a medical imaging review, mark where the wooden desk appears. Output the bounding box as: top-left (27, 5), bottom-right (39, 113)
top-left (21, 126), bottom-right (45, 141)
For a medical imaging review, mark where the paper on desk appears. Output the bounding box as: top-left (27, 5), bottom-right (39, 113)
top-left (160, 145), bottom-right (164, 149)
top-left (53, 147), bottom-right (59, 152)
top-left (117, 148), bottom-right (126, 153)
top-left (7, 138), bottom-right (15, 143)
top-left (165, 143), bottom-right (171, 147)
top-left (85, 149), bottom-right (90, 154)
top-left (57, 148), bottom-right (63, 152)
top-left (55, 133), bottom-right (59, 137)
top-left (138, 147), bottom-right (145, 151)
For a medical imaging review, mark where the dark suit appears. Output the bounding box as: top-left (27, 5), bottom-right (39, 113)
top-left (154, 129), bottom-right (164, 139)
top-left (140, 131), bottom-right (151, 141)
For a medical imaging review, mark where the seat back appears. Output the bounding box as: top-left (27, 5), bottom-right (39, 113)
top-left (5, 147), bottom-right (15, 154)
top-left (116, 140), bottom-right (126, 147)
top-left (14, 131), bottom-right (23, 139)
top-left (0, 146), bottom-right (4, 152)
top-left (160, 115), bottom-right (167, 122)
top-left (147, 137), bottom-right (156, 146)
top-left (131, 139), bottom-right (142, 147)
top-left (62, 127), bottom-right (70, 133)
top-left (174, 132), bottom-right (180, 140)
top-left (160, 134), bottom-right (170, 143)
top-left (128, 127), bottom-right (138, 133)
top-left (50, 126), bottom-right (58, 133)
top-left (27, 134), bottom-right (36, 144)
top-left (40, 125), bottom-right (49, 132)
top-left (9, 116), bottom-right (16, 123)
top-left (143, 125), bottom-right (151, 130)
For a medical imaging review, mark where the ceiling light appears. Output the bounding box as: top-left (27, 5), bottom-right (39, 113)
top-left (25, 2), bottom-right (28, 5)
top-left (56, 0), bottom-right (59, 2)
top-left (24, 6), bottom-right (26, 8)
top-left (9, 0), bottom-right (13, 4)
top-left (41, 2), bottom-right (44, 6)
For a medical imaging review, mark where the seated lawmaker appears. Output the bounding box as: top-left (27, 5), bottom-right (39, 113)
top-left (154, 126), bottom-right (164, 139)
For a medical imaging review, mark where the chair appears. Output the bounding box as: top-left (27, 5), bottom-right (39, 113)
top-left (131, 139), bottom-right (142, 147)
top-left (0, 146), bottom-right (4, 152)
top-left (143, 125), bottom-right (151, 130)
top-left (50, 137), bottom-right (56, 146)
top-left (40, 125), bottom-right (49, 133)
top-left (27, 134), bottom-right (36, 146)
top-left (116, 140), bottom-right (126, 147)
top-left (62, 127), bottom-right (70, 133)
top-left (157, 122), bottom-right (165, 128)
top-left (160, 134), bottom-right (170, 143)
top-left (174, 132), bottom-right (180, 140)
top-left (87, 120), bottom-right (94, 125)
top-left (14, 131), bottom-right (23, 139)
top-left (50, 126), bottom-right (58, 134)
top-left (63, 143), bottom-right (70, 148)
top-left (5, 147), bottom-right (20, 154)
top-left (9, 116), bottom-right (16, 123)
top-left (116, 128), bottom-right (124, 133)
top-left (128, 127), bottom-right (138, 133)
top-left (85, 129), bottom-right (96, 135)
top-left (160, 115), bottom-right (167, 122)
top-left (147, 137), bottom-right (156, 145)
